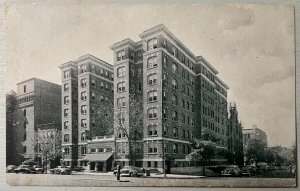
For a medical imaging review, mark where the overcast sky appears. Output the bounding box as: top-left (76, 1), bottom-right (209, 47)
top-left (5, 3), bottom-right (295, 147)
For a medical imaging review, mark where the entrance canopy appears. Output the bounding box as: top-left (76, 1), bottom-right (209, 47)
top-left (82, 152), bottom-right (113, 162)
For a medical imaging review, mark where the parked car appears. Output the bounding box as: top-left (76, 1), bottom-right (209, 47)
top-left (50, 166), bottom-right (71, 175)
top-left (257, 162), bottom-right (270, 172)
top-left (6, 165), bottom-right (17, 173)
top-left (71, 166), bottom-right (85, 172)
top-left (33, 165), bottom-right (44, 173)
top-left (120, 166), bottom-right (144, 177)
top-left (241, 166), bottom-right (256, 176)
top-left (221, 165), bottom-right (242, 177)
top-left (14, 165), bottom-right (37, 174)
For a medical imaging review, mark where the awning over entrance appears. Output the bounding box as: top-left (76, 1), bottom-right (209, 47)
top-left (82, 152), bottom-right (114, 162)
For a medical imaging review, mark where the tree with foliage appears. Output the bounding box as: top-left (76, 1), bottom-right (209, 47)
top-left (114, 94), bottom-right (143, 166)
top-left (186, 139), bottom-right (217, 175)
top-left (292, 143), bottom-right (297, 165)
top-left (244, 138), bottom-right (266, 164)
top-left (27, 127), bottom-right (62, 173)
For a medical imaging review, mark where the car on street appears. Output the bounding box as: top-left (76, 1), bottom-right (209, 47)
top-left (33, 165), bottom-right (44, 173)
top-left (71, 166), bottom-right (85, 172)
top-left (120, 166), bottom-right (144, 177)
top-left (6, 165), bottom-right (17, 173)
top-left (50, 166), bottom-right (71, 175)
top-left (257, 162), bottom-right (270, 172)
top-left (14, 165), bottom-right (37, 174)
top-left (221, 165), bottom-right (242, 177)
top-left (241, 166), bottom-right (256, 176)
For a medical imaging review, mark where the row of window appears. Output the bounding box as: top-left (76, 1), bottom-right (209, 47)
top-left (17, 95), bottom-right (34, 104)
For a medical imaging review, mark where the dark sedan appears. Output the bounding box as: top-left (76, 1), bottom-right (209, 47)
top-left (14, 165), bottom-right (37, 174)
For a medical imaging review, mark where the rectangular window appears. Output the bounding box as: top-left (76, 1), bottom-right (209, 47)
top-left (117, 50), bottom-right (125, 61)
top-left (81, 146), bottom-right (87, 154)
top-left (172, 111), bottom-right (178, 121)
top-left (81, 78), bottom-right (87, 88)
top-left (117, 82), bottom-right (126, 92)
top-left (64, 83), bottom-right (69, 91)
top-left (81, 105), bottom-right (87, 114)
top-left (80, 64), bottom-right (87, 73)
top-left (172, 47), bottom-right (177, 57)
top-left (23, 109), bottom-right (26, 117)
top-left (173, 127), bottom-right (178, 138)
top-left (147, 56), bottom-right (158, 69)
top-left (173, 144), bottom-right (178, 153)
top-left (64, 70), bottom-right (70, 79)
top-left (64, 109), bottom-right (69, 117)
top-left (117, 66), bottom-right (126, 77)
top-left (172, 79), bottom-right (178, 90)
top-left (148, 90), bottom-right (158, 102)
top-left (148, 74), bottom-right (158, 85)
top-left (91, 79), bottom-right (95, 86)
top-left (172, 62), bottom-right (178, 74)
top-left (24, 85), bottom-right (26, 93)
top-left (64, 121), bottom-right (69, 129)
top-left (148, 108), bottom-right (158, 119)
top-left (64, 134), bottom-right (70, 142)
top-left (64, 96), bottom-right (69, 104)
top-left (81, 91), bottom-right (87, 100)
top-left (148, 124), bottom-right (158, 136)
top-left (147, 38), bottom-right (158, 50)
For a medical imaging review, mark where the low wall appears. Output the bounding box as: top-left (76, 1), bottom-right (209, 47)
top-left (170, 166), bottom-right (221, 176)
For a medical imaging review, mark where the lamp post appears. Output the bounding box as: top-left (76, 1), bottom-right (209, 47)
top-left (62, 148), bottom-right (65, 166)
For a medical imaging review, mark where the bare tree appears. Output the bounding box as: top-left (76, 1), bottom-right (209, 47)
top-left (114, 93), bottom-right (143, 166)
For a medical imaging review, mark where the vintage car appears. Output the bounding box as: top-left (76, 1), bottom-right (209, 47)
top-left (50, 166), bottom-right (71, 175)
top-left (6, 165), bottom-right (17, 173)
top-left (221, 165), bottom-right (242, 177)
top-left (241, 165), bottom-right (256, 176)
top-left (14, 165), bottom-right (37, 174)
top-left (33, 165), bottom-right (44, 174)
top-left (119, 166), bottom-right (144, 177)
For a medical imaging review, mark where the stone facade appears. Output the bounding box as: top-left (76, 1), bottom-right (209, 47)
top-left (59, 54), bottom-right (114, 167)
top-left (110, 24), bottom-right (230, 170)
top-left (10, 78), bottom-right (61, 164)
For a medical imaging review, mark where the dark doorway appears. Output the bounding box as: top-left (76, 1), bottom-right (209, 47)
top-left (97, 162), bottom-right (103, 171)
top-left (90, 162), bottom-right (95, 170)
top-left (166, 160), bottom-right (171, 174)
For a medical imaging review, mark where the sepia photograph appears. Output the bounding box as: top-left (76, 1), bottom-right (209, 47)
top-left (4, 1), bottom-right (297, 188)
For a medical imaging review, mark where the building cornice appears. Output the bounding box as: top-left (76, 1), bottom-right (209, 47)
top-left (58, 61), bottom-right (78, 70)
top-left (196, 56), bottom-right (219, 75)
top-left (75, 54), bottom-right (113, 71)
top-left (110, 38), bottom-right (137, 51)
top-left (139, 24), bottom-right (196, 60)
top-left (215, 76), bottom-right (229, 90)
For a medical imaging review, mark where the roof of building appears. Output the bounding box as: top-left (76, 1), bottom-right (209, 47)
top-left (16, 77), bottom-right (60, 87)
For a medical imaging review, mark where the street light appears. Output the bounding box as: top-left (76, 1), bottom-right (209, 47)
top-left (62, 148), bottom-right (65, 166)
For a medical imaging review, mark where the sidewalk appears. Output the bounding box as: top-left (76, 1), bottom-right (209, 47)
top-left (73, 171), bottom-right (205, 179)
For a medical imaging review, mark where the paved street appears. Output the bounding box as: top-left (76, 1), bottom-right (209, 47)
top-left (6, 173), bottom-right (296, 187)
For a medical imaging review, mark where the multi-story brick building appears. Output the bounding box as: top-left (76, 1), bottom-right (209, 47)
top-left (110, 24), bottom-right (230, 170)
top-left (227, 103), bottom-right (244, 166)
top-left (59, 54), bottom-right (114, 169)
top-left (10, 78), bottom-right (61, 164)
top-left (242, 125), bottom-right (267, 147)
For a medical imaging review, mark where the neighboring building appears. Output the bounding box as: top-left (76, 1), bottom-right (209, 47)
top-left (6, 90), bottom-right (21, 165)
top-left (242, 125), bottom-right (267, 147)
top-left (110, 24), bottom-right (229, 171)
top-left (227, 103), bottom-right (244, 166)
top-left (11, 78), bottom-right (61, 164)
top-left (59, 54), bottom-right (114, 169)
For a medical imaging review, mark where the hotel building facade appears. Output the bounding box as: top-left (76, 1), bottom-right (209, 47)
top-left (59, 54), bottom-right (114, 169)
top-left (110, 24), bottom-right (229, 170)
